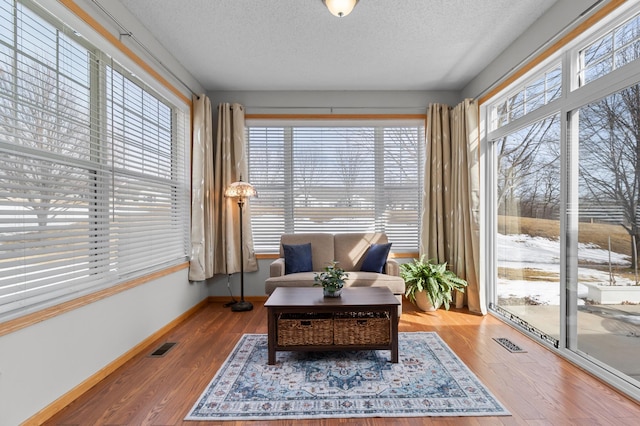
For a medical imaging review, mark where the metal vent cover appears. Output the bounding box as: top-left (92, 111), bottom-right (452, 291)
top-left (493, 337), bottom-right (527, 353)
top-left (149, 342), bottom-right (177, 357)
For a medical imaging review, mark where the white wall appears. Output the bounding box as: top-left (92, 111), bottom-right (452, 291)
top-left (0, 269), bottom-right (208, 426)
top-left (462, 0), bottom-right (600, 99)
top-left (208, 259), bottom-right (272, 298)
top-left (209, 90), bottom-right (461, 115)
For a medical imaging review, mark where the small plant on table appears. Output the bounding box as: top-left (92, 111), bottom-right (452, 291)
top-left (314, 261), bottom-right (349, 297)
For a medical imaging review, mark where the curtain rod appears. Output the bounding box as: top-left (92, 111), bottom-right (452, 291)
top-left (91, 0), bottom-right (199, 99)
top-left (239, 106), bottom-right (428, 110)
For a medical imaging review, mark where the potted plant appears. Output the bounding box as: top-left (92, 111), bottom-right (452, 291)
top-left (400, 256), bottom-right (468, 311)
top-left (314, 261), bottom-right (349, 297)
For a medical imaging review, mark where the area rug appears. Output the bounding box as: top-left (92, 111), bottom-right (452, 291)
top-left (185, 332), bottom-right (509, 421)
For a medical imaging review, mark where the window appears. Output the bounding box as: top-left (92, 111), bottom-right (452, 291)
top-left (484, 2), bottom-right (640, 399)
top-left (491, 63), bottom-right (562, 130)
top-left (106, 66), bottom-right (187, 277)
top-left (0, 0), bottom-right (188, 320)
top-left (579, 11), bottom-right (640, 86)
top-left (246, 118), bottom-right (424, 253)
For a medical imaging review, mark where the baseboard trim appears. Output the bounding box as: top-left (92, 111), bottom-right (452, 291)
top-left (22, 298), bottom-right (209, 426)
top-left (208, 295), bottom-right (268, 303)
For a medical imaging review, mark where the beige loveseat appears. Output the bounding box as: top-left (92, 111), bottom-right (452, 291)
top-left (264, 233), bottom-right (405, 315)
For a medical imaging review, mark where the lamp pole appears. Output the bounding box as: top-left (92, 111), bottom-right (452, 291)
top-left (224, 177), bottom-right (255, 312)
top-left (231, 194), bottom-right (252, 311)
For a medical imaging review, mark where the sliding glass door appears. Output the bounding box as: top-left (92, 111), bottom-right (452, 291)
top-left (485, 2), bottom-right (640, 398)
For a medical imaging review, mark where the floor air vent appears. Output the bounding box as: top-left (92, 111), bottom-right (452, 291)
top-left (493, 337), bottom-right (527, 353)
top-left (149, 342), bottom-right (177, 357)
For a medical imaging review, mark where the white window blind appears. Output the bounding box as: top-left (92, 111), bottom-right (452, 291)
top-left (0, 0), bottom-right (188, 320)
top-left (107, 66), bottom-right (188, 278)
top-left (246, 119), bottom-right (424, 253)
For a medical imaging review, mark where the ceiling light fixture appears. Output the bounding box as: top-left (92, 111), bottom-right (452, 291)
top-left (323, 0), bottom-right (359, 18)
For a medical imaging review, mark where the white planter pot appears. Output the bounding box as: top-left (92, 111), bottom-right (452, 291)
top-left (414, 291), bottom-right (440, 312)
top-left (582, 282), bottom-right (640, 304)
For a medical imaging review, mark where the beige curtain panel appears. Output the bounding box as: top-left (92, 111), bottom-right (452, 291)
top-left (213, 103), bottom-right (258, 275)
top-left (189, 94), bottom-right (214, 281)
top-left (422, 99), bottom-right (484, 315)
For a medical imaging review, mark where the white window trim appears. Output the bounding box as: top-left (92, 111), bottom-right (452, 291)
top-left (481, 0), bottom-right (640, 401)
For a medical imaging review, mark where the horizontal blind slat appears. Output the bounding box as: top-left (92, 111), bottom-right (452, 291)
top-left (0, 0), bottom-right (188, 319)
top-left (246, 120), bottom-right (424, 253)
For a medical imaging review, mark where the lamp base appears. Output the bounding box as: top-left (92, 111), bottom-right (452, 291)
top-left (231, 300), bottom-right (253, 312)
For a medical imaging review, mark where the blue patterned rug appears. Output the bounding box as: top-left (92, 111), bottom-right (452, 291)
top-left (185, 332), bottom-right (509, 421)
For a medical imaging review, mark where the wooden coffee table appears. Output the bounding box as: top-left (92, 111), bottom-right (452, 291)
top-left (264, 287), bottom-right (400, 365)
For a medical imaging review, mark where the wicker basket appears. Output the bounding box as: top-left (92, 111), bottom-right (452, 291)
top-left (334, 312), bottom-right (390, 345)
top-left (277, 313), bottom-right (333, 346)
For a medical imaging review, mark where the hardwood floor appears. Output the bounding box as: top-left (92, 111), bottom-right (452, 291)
top-left (43, 298), bottom-right (640, 425)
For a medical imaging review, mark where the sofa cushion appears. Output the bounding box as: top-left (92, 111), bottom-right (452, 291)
top-left (265, 271), bottom-right (405, 295)
top-left (280, 233), bottom-right (334, 271)
top-left (333, 233), bottom-right (388, 270)
top-left (361, 243), bottom-right (392, 273)
top-left (283, 243), bottom-right (313, 274)
top-left (345, 272), bottom-right (405, 294)
top-left (265, 272), bottom-right (318, 294)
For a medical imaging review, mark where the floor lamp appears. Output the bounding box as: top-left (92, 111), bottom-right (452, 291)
top-left (224, 177), bottom-right (257, 312)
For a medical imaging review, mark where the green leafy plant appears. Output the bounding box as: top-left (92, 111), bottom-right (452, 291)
top-left (314, 261), bottom-right (349, 293)
top-left (400, 255), bottom-right (468, 310)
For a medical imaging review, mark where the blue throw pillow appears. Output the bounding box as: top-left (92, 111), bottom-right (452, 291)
top-left (283, 243), bottom-right (313, 274)
top-left (360, 243), bottom-right (392, 273)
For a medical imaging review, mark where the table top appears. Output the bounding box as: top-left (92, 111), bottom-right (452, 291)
top-left (264, 287), bottom-right (400, 308)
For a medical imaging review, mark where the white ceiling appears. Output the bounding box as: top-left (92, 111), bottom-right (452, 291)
top-left (117, 0), bottom-right (559, 92)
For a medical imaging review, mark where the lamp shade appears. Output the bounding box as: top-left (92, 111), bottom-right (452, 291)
top-left (224, 180), bottom-right (257, 199)
top-left (323, 0), bottom-right (358, 18)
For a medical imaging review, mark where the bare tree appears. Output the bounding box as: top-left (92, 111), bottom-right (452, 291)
top-left (335, 130), bottom-right (372, 208)
top-left (0, 59), bottom-right (90, 227)
top-left (295, 148), bottom-right (319, 207)
top-left (382, 128), bottom-right (420, 182)
top-left (496, 114), bottom-right (560, 219)
top-left (579, 84), bottom-right (640, 266)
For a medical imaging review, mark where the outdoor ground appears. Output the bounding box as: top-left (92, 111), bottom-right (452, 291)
top-left (496, 215), bottom-right (640, 381)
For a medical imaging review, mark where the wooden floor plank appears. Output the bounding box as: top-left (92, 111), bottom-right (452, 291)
top-left (42, 299), bottom-right (640, 425)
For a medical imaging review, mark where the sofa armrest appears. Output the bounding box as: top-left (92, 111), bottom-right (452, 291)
top-left (385, 259), bottom-right (400, 276)
top-left (270, 258), bottom-right (285, 277)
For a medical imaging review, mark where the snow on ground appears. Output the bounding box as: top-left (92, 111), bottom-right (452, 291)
top-left (497, 233), bottom-right (632, 305)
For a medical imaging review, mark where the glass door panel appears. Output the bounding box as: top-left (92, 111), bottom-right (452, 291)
top-left (495, 114), bottom-right (561, 342)
top-left (577, 85), bottom-right (640, 382)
